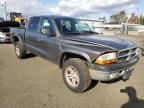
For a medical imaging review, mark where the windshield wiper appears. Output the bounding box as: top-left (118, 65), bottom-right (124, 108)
top-left (83, 31), bottom-right (99, 34)
top-left (63, 31), bottom-right (99, 36)
top-left (63, 32), bottom-right (86, 35)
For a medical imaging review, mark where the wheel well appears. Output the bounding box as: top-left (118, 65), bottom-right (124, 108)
top-left (13, 36), bottom-right (19, 44)
top-left (60, 52), bottom-right (87, 68)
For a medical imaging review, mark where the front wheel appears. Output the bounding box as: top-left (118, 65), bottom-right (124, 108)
top-left (15, 42), bottom-right (26, 59)
top-left (62, 58), bottom-right (91, 93)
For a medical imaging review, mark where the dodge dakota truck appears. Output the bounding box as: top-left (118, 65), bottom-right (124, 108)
top-left (10, 15), bottom-right (139, 93)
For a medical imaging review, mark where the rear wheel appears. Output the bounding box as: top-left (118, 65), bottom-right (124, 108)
top-left (15, 41), bottom-right (26, 59)
top-left (142, 48), bottom-right (144, 56)
top-left (62, 58), bottom-right (91, 93)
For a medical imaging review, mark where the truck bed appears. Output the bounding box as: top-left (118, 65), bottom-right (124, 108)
top-left (10, 27), bottom-right (26, 42)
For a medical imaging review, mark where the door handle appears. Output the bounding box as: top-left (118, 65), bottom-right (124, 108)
top-left (37, 38), bottom-right (43, 42)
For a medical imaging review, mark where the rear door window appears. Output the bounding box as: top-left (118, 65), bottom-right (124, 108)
top-left (28, 17), bottom-right (40, 32)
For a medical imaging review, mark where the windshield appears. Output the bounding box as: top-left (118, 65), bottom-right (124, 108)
top-left (55, 18), bottom-right (96, 36)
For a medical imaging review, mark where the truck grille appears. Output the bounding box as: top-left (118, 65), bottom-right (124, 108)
top-left (118, 47), bottom-right (138, 62)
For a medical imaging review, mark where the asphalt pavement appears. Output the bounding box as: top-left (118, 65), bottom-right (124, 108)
top-left (0, 35), bottom-right (144, 108)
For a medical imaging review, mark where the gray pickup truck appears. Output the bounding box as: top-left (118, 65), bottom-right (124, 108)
top-left (10, 15), bottom-right (139, 93)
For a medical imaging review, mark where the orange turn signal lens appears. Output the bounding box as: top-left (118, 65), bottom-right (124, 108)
top-left (95, 59), bottom-right (117, 65)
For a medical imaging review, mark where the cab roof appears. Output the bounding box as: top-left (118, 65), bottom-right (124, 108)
top-left (31, 15), bottom-right (78, 19)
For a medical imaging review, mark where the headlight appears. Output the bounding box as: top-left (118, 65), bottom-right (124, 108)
top-left (0, 33), bottom-right (6, 38)
top-left (136, 48), bottom-right (140, 56)
top-left (95, 52), bottom-right (117, 65)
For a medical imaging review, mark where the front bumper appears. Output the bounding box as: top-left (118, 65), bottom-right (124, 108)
top-left (0, 37), bottom-right (11, 42)
top-left (89, 57), bottom-right (139, 81)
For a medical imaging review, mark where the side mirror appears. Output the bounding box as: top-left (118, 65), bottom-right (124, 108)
top-left (41, 26), bottom-right (55, 36)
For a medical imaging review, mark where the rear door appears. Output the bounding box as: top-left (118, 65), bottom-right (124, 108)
top-left (24, 17), bottom-right (41, 54)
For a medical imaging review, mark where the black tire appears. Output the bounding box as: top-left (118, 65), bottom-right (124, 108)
top-left (14, 41), bottom-right (26, 59)
top-left (62, 58), bottom-right (91, 93)
top-left (142, 49), bottom-right (144, 56)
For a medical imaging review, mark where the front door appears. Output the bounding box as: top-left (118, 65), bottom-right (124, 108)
top-left (35, 18), bottom-right (60, 63)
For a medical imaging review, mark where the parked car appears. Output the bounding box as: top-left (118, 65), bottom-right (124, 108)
top-left (10, 15), bottom-right (140, 93)
top-left (0, 31), bottom-right (11, 43)
top-left (0, 17), bottom-right (4, 22)
top-left (0, 21), bottom-right (20, 43)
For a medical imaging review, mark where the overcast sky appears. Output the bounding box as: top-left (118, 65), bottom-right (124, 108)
top-left (0, 0), bottom-right (144, 19)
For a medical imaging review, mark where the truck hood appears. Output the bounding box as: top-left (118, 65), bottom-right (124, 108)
top-left (63, 35), bottom-right (136, 50)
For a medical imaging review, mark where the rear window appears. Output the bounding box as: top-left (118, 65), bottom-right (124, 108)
top-left (28, 17), bottom-right (40, 32)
